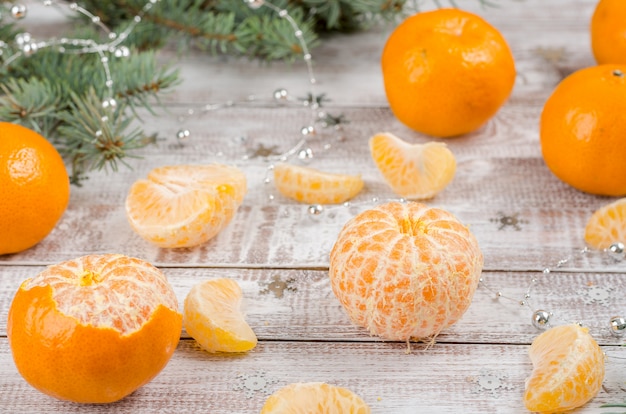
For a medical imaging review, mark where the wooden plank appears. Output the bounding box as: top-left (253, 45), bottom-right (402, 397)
top-left (0, 102), bottom-right (620, 269)
top-left (1, 339), bottom-right (624, 413)
top-left (2, 267), bottom-right (624, 346)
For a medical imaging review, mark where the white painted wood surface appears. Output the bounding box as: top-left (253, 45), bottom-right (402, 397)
top-left (2, 0), bottom-right (625, 412)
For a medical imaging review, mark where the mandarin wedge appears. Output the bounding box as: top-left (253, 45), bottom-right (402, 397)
top-left (524, 324), bottom-right (605, 413)
top-left (184, 278), bottom-right (257, 353)
top-left (7, 254), bottom-right (182, 403)
top-left (370, 132), bottom-right (456, 200)
top-left (584, 198), bottom-right (626, 250)
top-left (273, 162), bottom-right (364, 204)
top-left (260, 382), bottom-right (371, 414)
top-left (329, 201), bottom-right (483, 342)
top-left (125, 164), bottom-right (246, 248)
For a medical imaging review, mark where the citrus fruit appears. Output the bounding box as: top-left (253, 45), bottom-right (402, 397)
top-left (584, 198), bottom-right (626, 250)
top-left (125, 163), bottom-right (246, 248)
top-left (273, 162), bottom-right (364, 204)
top-left (591, 0), bottom-right (626, 64)
top-left (183, 278), bottom-right (257, 353)
top-left (260, 382), bottom-right (371, 413)
top-left (524, 324), bottom-right (605, 413)
top-left (369, 132), bottom-right (456, 199)
top-left (381, 8), bottom-right (516, 137)
top-left (540, 64), bottom-right (626, 196)
top-left (7, 254), bottom-right (182, 403)
top-left (329, 201), bottom-right (483, 342)
top-left (0, 122), bottom-right (70, 255)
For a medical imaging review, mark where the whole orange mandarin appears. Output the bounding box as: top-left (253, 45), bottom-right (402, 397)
top-left (0, 122), bottom-right (70, 255)
top-left (329, 201), bottom-right (483, 342)
top-left (540, 65), bottom-right (626, 196)
top-left (591, 0), bottom-right (626, 64)
top-left (381, 8), bottom-right (516, 137)
top-left (7, 254), bottom-right (182, 403)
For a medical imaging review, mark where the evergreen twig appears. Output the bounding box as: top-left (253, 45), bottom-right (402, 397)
top-left (0, 0), bottom-right (496, 182)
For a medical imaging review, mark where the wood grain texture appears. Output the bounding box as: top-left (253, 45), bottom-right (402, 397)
top-left (2, 339), bottom-right (626, 414)
top-left (0, 103), bottom-right (620, 270)
top-left (3, 0), bottom-right (626, 412)
top-left (1, 267), bottom-right (624, 345)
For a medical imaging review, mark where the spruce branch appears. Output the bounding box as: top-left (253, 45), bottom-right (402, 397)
top-left (0, 0), bottom-right (499, 184)
top-left (0, 78), bottom-right (62, 138)
top-left (57, 89), bottom-right (152, 185)
top-left (0, 41), bottom-right (179, 182)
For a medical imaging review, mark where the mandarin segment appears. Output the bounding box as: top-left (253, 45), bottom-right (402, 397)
top-left (584, 198), bottom-right (626, 250)
top-left (7, 254), bottom-right (182, 403)
top-left (183, 278), bottom-right (257, 353)
top-left (260, 382), bottom-right (371, 414)
top-left (273, 162), bottom-right (364, 204)
top-left (524, 324), bottom-right (605, 413)
top-left (329, 201), bottom-right (483, 341)
top-left (125, 164), bottom-right (246, 248)
top-left (369, 132), bottom-right (456, 199)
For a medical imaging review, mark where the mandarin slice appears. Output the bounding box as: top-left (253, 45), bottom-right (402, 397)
top-left (125, 164), bottom-right (246, 248)
top-left (260, 382), bottom-right (371, 414)
top-left (183, 278), bottom-right (257, 353)
top-left (329, 201), bottom-right (483, 342)
top-left (7, 254), bottom-right (182, 403)
top-left (524, 324), bottom-right (605, 413)
top-left (273, 162), bottom-right (364, 204)
top-left (584, 197), bottom-right (626, 250)
top-left (369, 132), bottom-right (456, 200)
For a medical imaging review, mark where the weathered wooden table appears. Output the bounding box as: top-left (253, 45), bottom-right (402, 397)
top-left (1, 1), bottom-right (625, 412)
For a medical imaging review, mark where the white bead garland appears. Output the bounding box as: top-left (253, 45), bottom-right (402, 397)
top-left (480, 244), bottom-right (624, 336)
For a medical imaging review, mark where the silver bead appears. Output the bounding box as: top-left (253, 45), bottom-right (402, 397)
top-left (297, 147), bottom-right (314, 162)
top-left (307, 204), bottom-right (324, 216)
top-left (102, 98), bottom-right (117, 109)
top-left (11, 4), bottom-right (27, 19)
top-left (300, 126), bottom-right (316, 136)
top-left (15, 32), bottom-right (31, 46)
top-left (607, 242), bottom-right (625, 260)
top-left (244, 0), bottom-right (264, 9)
top-left (273, 88), bottom-right (288, 101)
top-left (114, 46), bottom-right (130, 58)
top-left (21, 42), bottom-right (38, 56)
top-left (531, 310), bottom-right (551, 330)
top-left (610, 316), bottom-right (626, 337)
top-left (176, 129), bottom-right (190, 140)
